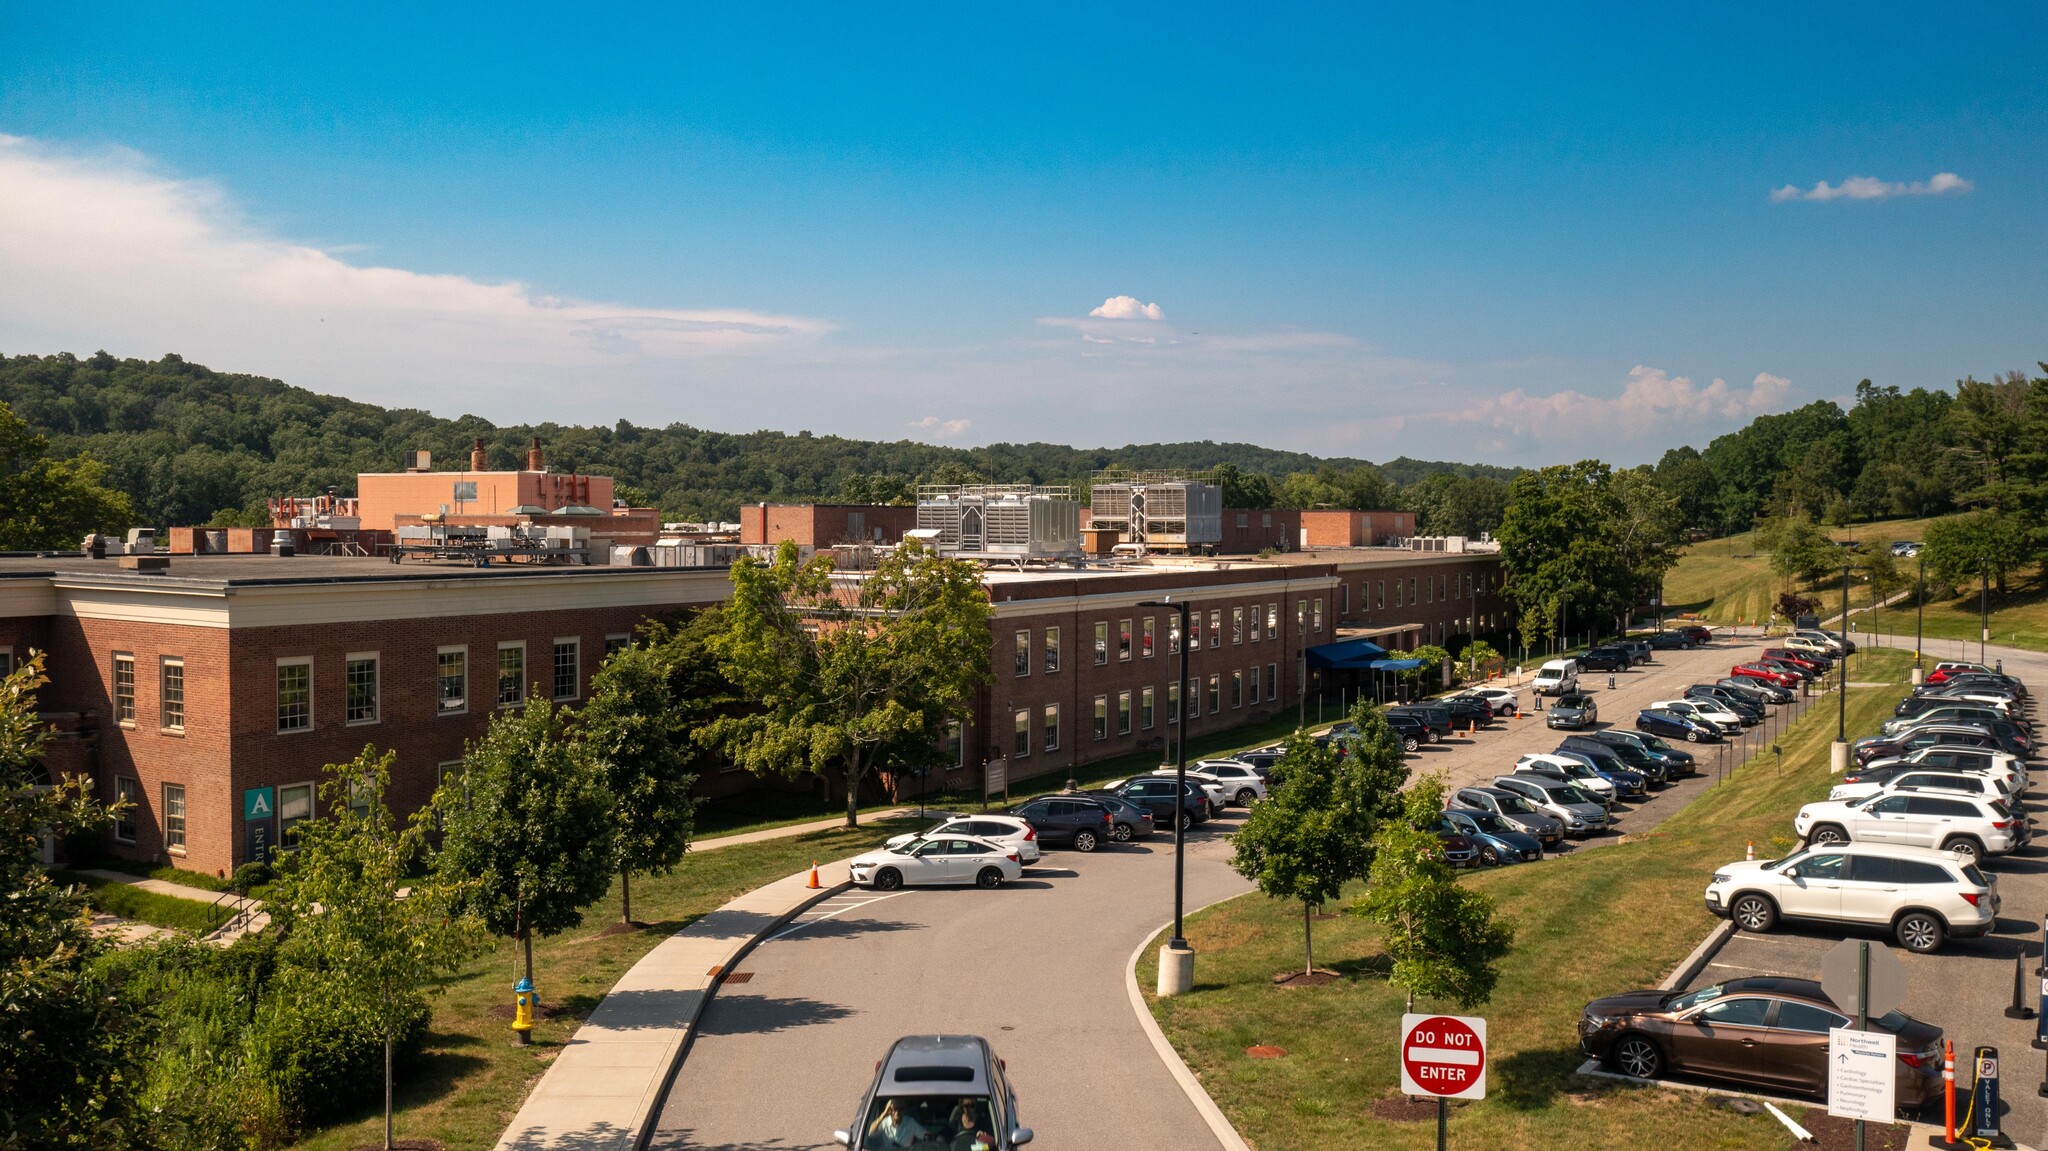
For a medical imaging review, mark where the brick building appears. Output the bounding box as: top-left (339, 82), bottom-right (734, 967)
top-left (739, 503), bottom-right (919, 547)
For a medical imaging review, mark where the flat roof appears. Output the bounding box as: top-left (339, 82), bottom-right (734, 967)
top-left (0, 553), bottom-right (723, 588)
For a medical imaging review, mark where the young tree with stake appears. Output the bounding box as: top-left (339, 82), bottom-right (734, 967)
top-left (1356, 774), bottom-right (1514, 1012)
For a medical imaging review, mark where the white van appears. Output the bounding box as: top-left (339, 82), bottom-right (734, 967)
top-left (1532, 659), bottom-right (1579, 696)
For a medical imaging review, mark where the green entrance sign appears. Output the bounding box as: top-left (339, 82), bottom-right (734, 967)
top-left (244, 786), bottom-right (274, 821)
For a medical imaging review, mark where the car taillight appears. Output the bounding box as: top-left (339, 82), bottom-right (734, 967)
top-left (1898, 1051), bottom-right (1925, 1067)
top-left (1024, 828), bottom-right (1037, 841)
top-left (1992, 821), bottom-right (2013, 830)
top-left (1006, 852), bottom-right (1018, 862)
top-left (1960, 892), bottom-right (1982, 906)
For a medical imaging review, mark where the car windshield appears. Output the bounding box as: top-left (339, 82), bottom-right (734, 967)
top-left (1494, 794), bottom-right (1536, 815)
top-left (1641, 736), bottom-right (1676, 753)
top-left (885, 838), bottom-right (926, 856)
top-left (1555, 785), bottom-right (1596, 805)
top-left (1469, 811), bottom-right (1511, 834)
top-left (1664, 983), bottom-right (1725, 1011)
top-left (861, 1095), bottom-right (996, 1149)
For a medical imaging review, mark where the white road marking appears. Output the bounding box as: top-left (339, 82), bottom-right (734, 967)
top-left (767, 892), bottom-right (907, 941)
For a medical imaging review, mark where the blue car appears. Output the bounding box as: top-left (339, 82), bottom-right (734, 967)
top-left (1552, 748), bottom-right (1649, 800)
top-left (1442, 808), bottom-right (1545, 865)
top-left (1636, 707), bottom-right (1720, 743)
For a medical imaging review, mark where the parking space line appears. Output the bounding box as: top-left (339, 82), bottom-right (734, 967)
top-left (766, 892), bottom-right (907, 941)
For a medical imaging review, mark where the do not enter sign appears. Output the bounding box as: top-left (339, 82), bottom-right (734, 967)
top-left (1399, 1013), bottom-right (1487, 1100)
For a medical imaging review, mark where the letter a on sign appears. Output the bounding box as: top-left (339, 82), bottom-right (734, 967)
top-left (1399, 1014), bottom-right (1487, 1100)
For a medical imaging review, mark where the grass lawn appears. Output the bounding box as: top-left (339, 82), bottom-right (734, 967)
top-left (58, 869), bottom-right (234, 934)
top-left (1901, 578), bottom-right (2048, 656)
top-left (1137, 649), bottom-right (1916, 1151)
top-left (286, 816), bottom-right (927, 1151)
top-left (1663, 516), bottom-right (1948, 626)
top-left (85, 857), bottom-right (239, 892)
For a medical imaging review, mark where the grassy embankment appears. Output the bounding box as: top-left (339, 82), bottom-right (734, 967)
top-left (1138, 648), bottom-right (1915, 1151)
top-left (59, 869), bottom-right (235, 935)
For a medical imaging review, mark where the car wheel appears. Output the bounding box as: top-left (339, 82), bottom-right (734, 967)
top-left (1479, 844), bottom-right (1501, 866)
top-left (976, 866), bottom-right (1004, 889)
top-left (1236, 788), bottom-right (1257, 806)
top-left (1810, 824), bottom-right (1849, 846)
top-left (1940, 836), bottom-right (1983, 863)
top-left (1730, 894), bottom-right (1777, 933)
top-left (1178, 811), bottom-right (1193, 832)
top-left (1612, 1035), bottom-right (1663, 1080)
top-left (1401, 736), bottom-right (1420, 753)
top-left (1111, 822), bottom-right (1133, 842)
top-left (1426, 729), bottom-right (1441, 744)
top-left (1686, 730), bottom-right (1701, 743)
top-left (1073, 829), bottom-right (1099, 853)
top-left (1896, 910), bottom-right (1945, 953)
top-left (873, 868), bottom-right (903, 891)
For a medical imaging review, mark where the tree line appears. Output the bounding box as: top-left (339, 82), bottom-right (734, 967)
top-left (0, 351), bottom-right (1514, 539)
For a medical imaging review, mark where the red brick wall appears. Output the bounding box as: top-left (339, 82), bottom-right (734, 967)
top-left (1218, 508), bottom-right (1301, 554)
top-left (739, 505), bottom-right (917, 547)
top-left (1331, 557), bottom-right (1509, 645)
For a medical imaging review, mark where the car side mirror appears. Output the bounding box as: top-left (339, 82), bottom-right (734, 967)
top-left (1781, 867), bottom-right (1797, 879)
top-left (1011, 1128), bottom-right (1035, 1145)
top-left (831, 1131), bottom-right (851, 1147)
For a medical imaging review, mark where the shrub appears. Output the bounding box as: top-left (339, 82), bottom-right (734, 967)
top-left (249, 968), bottom-right (430, 1127)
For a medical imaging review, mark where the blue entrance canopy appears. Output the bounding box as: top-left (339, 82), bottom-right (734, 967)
top-left (1304, 636), bottom-right (1390, 670)
top-left (1368, 658), bottom-right (1426, 671)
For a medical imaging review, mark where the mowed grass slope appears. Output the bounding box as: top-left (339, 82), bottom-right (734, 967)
top-left (1663, 516), bottom-right (1947, 625)
top-left (1140, 649), bottom-right (1915, 1151)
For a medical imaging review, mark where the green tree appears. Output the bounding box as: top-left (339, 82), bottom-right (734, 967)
top-left (1923, 510), bottom-right (2030, 594)
top-left (1228, 722), bottom-right (1399, 977)
top-left (0, 653), bottom-right (150, 1148)
top-left (1354, 775), bottom-right (1515, 1011)
top-left (434, 698), bottom-right (615, 990)
top-left (708, 540), bottom-right (993, 827)
top-left (270, 748), bottom-right (487, 1151)
top-left (1495, 461), bottom-right (1677, 648)
top-left (0, 399), bottom-right (132, 549)
top-left (579, 624), bottom-right (709, 924)
top-left (1754, 512), bottom-right (1835, 585)
top-left (1210, 462), bottom-right (1280, 508)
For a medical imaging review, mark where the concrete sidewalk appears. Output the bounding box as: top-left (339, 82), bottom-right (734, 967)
top-left (80, 869), bottom-right (270, 943)
top-left (691, 807), bottom-right (920, 853)
top-left (493, 859), bottom-right (854, 1151)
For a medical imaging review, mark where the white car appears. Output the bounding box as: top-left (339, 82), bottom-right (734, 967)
top-left (848, 835), bottom-right (1024, 890)
top-left (1828, 771), bottom-right (2011, 805)
top-left (1183, 760), bottom-right (1269, 804)
top-left (1705, 841), bottom-right (1997, 953)
top-left (1862, 746), bottom-right (2027, 792)
top-left (1882, 707), bottom-right (2010, 738)
top-left (885, 815), bottom-right (1040, 864)
top-left (1458, 687), bottom-right (1520, 716)
top-left (1513, 753), bottom-right (1618, 806)
top-left (1652, 698), bottom-right (1742, 737)
top-left (1794, 792), bottom-right (2023, 863)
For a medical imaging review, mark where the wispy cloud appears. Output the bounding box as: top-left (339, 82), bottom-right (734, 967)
top-left (1088, 294), bottom-right (1164, 320)
top-left (1770, 171), bottom-right (1973, 202)
top-left (907, 415), bottom-right (971, 437)
top-left (1455, 366), bottom-right (1793, 453)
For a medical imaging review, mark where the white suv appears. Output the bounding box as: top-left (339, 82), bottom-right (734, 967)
top-left (1705, 842), bottom-right (1997, 953)
top-left (1829, 770), bottom-right (2013, 805)
top-left (885, 815), bottom-right (1041, 864)
top-left (1794, 792), bottom-right (2024, 863)
top-left (1862, 746), bottom-right (2027, 791)
top-left (1183, 760), bottom-right (1269, 805)
top-left (1652, 698), bottom-right (1742, 737)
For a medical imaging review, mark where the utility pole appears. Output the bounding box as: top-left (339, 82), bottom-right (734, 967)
top-left (1913, 555), bottom-right (1925, 684)
top-left (1139, 597), bottom-right (1195, 996)
top-left (1980, 563), bottom-right (1990, 664)
top-left (1831, 562), bottom-right (1850, 774)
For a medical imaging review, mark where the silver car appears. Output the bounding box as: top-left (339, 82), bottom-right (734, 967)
top-left (835, 1035), bottom-right (1033, 1150)
top-left (1491, 775), bottom-right (1610, 837)
top-left (1449, 786), bottom-right (1564, 847)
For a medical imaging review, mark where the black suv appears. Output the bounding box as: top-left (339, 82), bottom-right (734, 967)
top-left (1388, 705), bottom-right (1453, 742)
top-left (1561, 733), bottom-right (1669, 785)
top-left (1579, 646), bottom-right (1631, 673)
top-left (1686, 684), bottom-right (1764, 724)
top-left (1005, 796), bottom-right (1116, 852)
top-left (1647, 630), bottom-right (1695, 650)
top-left (1105, 778), bottom-right (1209, 831)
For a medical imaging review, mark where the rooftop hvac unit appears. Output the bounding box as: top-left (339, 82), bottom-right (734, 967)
top-left (915, 485), bottom-right (1080, 560)
top-left (1088, 476), bottom-right (1222, 552)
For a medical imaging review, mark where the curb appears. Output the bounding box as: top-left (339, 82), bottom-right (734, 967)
top-left (1123, 892), bottom-right (1257, 1151)
top-left (1658, 919), bottom-right (1736, 991)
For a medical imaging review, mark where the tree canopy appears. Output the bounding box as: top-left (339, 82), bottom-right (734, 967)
top-left (0, 398), bottom-right (131, 550)
top-left (1495, 461), bottom-right (1682, 646)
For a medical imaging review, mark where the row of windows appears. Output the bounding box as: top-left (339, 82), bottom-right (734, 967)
top-left (1012, 599), bottom-right (1325, 677)
top-left (1336, 571), bottom-right (1492, 618)
top-left (1000, 663), bottom-right (1284, 759)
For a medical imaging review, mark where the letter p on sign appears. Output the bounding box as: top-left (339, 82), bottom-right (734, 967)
top-left (1399, 1013), bottom-right (1487, 1100)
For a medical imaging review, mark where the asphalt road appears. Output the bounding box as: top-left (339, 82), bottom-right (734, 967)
top-left (650, 628), bottom-right (1847, 1150)
top-left (1688, 638), bottom-right (2048, 1148)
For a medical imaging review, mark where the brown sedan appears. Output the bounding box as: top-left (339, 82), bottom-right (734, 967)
top-left (1579, 976), bottom-right (1943, 1109)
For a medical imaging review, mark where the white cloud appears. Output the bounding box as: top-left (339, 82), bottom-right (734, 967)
top-left (1457, 366), bottom-right (1793, 449)
top-left (0, 135), bottom-right (829, 415)
top-left (1770, 172), bottom-right (1974, 202)
top-left (907, 415), bottom-right (971, 437)
top-left (1088, 294), bottom-right (1164, 320)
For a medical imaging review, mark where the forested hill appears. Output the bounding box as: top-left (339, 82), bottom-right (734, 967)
top-left (0, 351), bottom-right (1517, 527)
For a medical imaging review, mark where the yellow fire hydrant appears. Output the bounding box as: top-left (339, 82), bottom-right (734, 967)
top-left (512, 977), bottom-right (536, 1046)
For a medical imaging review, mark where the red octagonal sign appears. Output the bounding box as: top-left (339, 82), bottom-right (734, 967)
top-left (1399, 1013), bottom-right (1487, 1100)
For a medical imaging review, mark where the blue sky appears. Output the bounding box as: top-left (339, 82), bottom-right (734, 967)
top-left (1, 3), bottom-right (2041, 466)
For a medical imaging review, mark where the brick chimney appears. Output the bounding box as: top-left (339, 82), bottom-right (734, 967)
top-left (527, 437), bottom-right (545, 472)
top-left (470, 438), bottom-right (488, 471)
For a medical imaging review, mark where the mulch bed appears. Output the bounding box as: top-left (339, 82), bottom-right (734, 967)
top-left (1370, 1097), bottom-right (1443, 1122)
top-left (595, 920), bottom-right (648, 937)
top-left (348, 1140), bottom-right (445, 1151)
top-left (1794, 1112), bottom-right (1913, 1150)
top-left (1244, 1045), bottom-right (1287, 1059)
top-left (1272, 970), bottom-right (1341, 988)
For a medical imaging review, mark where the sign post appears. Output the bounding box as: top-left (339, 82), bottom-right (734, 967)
top-left (1400, 1014), bottom-right (1486, 1151)
top-left (242, 786), bottom-right (275, 865)
top-left (1820, 939), bottom-right (1907, 1151)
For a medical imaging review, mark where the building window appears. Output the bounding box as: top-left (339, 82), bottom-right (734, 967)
top-left (160, 659), bottom-right (184, 731)
top-left (1142, 617), bottom-right (1155, 658)
top-left (1236, 511), bottom-right (1249, 528)
top-left (452, 480), bottom-right (478, 503)
top-left (1043, 704), bottom-right (1060, 752)
top-left (1377, 580), bottom-right (1386, 609)
top-left (1296, 600), bottom-right (1307, 634)
top-left (946, 720), bottom-right (964, 768)
top-left (1313, 597), bottom-right (1325, 632)
top-left (0, 648), bottom-right (9, 677)
top-left (1094, 622), bottom-right (1109, 665)
top-left (1266, 663), bottom-right (1278, 700)
top-left (1189, 610), bottom-right (1202, 648)
top-left (1246, 667), bottom-right (1259, 705)
top-left (1231, 669), bottom-right (1244, 709)
top-left (1045, 627), bottom-right (1060, 673)
top-left (276, 659), bottom-right (313, 733)
top-left (1186, 677), bottom-right (1201, 718)
top-left (1015, 630), bottom-right (1031, 677)
top-left (1093, 694), bottom-right (1109, 741)
top-left (279, 782), bottom-right (315, 842)
top-left (113, 777), bottom-right (138, 842)
top-left (605, 633), bottom-right (631, 657)
top-left (1207, 674), bottom-right (1221, 715)
top-left (1261, 512), bottom-right (1273, 528)
top-left (1208, 609), bottom-right (1222, 648)
top-left (552, 639), bottom-right (580, 701)
top-left (1141, 686), bottom-right (1155, 729)
top-left (1267, 602), bottom-right (1279, 637)
top-left (497, 642), bottom-right (525, 706)
top-left (345, 654), bottom-right (379, 724)
top-left (1168, 681), bottom-right (1180, 724)
top-left (1014, 708), bottom-right (1031, 757)
top-left (1233, 606), bottom-right (1245, 644)
top-left (1168, 614), bottom-right (1182, 654)
top-left (1340, 583), bottom-right (1350, 617)
top-left (1410, 577), bottom-right (1418, 605)
top-left (1119, 618), bottom-right (1132, 662)
top-left (1454, 573), bottom-right (1464, 599)
top-left (162, 783), bottom-right (186, 852)
top-left (1395, 580), bottom-right (1404, 607)
top-left (437, 647), bottom-right (467, 715)
top-left (1115, 690), bottom-right (1131, 735)
top-left (112, 654), bottom-right (135, 724)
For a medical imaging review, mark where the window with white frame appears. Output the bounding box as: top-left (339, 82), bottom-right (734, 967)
top-left (112, 653), bottom-right (135, 724)
top-left (1246, 666), bottom-right (1259, 705)
top-left (437, 646), bottom-right (467, 715)
top-left (946, 720), bottom-right (964, 768)
top-left (1045, 627), bottom-right (1060, 673)
top-left (279, 782), bottom-right (315, 842)
top-left (276, 658), bottom-right (313, 732)
top-left (1232, 606), bottom-right (1245, 644)
top-left (1313, 597), bottom-right (1324, 631)
top-left (1094, 622), bottom-right (1109, 665)
top-left (1168, 680), bottom-right (1180, 724)
top-left (605, 633), bottom-right (631, 657)
top-left (497, 642), bottom-right (525, 706)
top-left (1168, 613), bottom-right (1181, 654)
top-left (1266, 663), bottom-right (1278, 700)
top-left (1117, 689), bottom-right (1132, 735)
top-left (1296, 600), bottom-right (1307, 634)
top-left (160, 658), bottom-right (184, 731)
top-left (1014, 629), bottom-right (1031, 676)
top-left (1208, 609), bottom-right (1221, 648)
top-left (1142, 617), bottom-right (1155, 658)
top-left (1231, 669), bottom-right (1244, 709)
top-left (1267, 602), bottom-right (1278, 637)
top-left (162, 783), bottom-right (186, 851)
top-left (346, 654), bottom-right (379, 724)
top-left (552, 639), bottom-right (580, 701)
top-left (113, 777), bottom-right (138, 842)
top-left (1186, 677), bottom-right (1200, 718)
top-left (1141, 686), bottom-right (1155, 729)
top-left (1118, 618), bottom-right (1132, 661)
top-left (1014, 707), bottom-right (1031, 757)
top-left (0, 647), bottom-right (10, 677)
top-left (1093, 694), bottom-right (1109, 740)
top-left (1207, 674), bottom-right (1221, 714)
top-left (1043, 704), bottom-right (1060, 752)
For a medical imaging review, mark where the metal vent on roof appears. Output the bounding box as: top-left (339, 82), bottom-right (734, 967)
top-left (506, 504), bottom-right (549, 515)
top-left (551, 505), bottom-right (605, 516)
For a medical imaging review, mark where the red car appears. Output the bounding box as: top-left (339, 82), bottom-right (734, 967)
top-left (1679, 625), bottom-right (1713, 645)
top-left (1731, 662), bottom-right (1800, 689)
top-left (1761, 648), bottom-right (1828, 674)
top-left (1926, 662), bottom-right (1998, 685)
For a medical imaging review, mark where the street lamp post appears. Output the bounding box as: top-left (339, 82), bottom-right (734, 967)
top-left (1139, 597), bottom-right (1195, 996)
top-left (1831, 563), bottom-right (1852, 775)
top-left (1913, 556), bottom-right (1925, 684)
top-left (1980, 564), bottom-right (1990, 664)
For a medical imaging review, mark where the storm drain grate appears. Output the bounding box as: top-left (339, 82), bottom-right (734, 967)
top-left (722, 971), bottom-right (754, 984)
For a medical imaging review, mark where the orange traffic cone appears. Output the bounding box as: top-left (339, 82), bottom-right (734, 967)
top-left (1745, 841), bottom-right (1754, 861)
top-left (807, 861), bottom-right (821, 889)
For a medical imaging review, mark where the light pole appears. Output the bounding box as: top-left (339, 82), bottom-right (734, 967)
top-left (1913, 555), bottom-right (1925, 684)
top-left (1831, 562), bottom-right (1853, 775)
top-left (1980, 563), bottom-right (1990, 664)
top-left (1139, 597), bottom-right (1195, 995)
